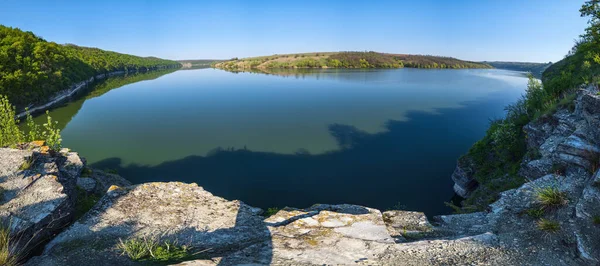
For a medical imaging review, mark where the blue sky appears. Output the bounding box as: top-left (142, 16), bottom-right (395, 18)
top-left (0, 0), bottom-right (588, 62)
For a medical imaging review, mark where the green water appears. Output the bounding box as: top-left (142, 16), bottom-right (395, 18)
top-left (34, 68), bottom-right (528, 215)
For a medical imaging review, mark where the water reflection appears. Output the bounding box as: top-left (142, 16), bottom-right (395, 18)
top-left (34, 68), bottom-right (528, 215)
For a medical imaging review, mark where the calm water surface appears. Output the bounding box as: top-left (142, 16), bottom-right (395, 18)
top-left (38, 68), bottom-right (528, 216)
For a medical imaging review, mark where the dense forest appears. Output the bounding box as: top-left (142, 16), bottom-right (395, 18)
top-left (483, 61), bottom-right (553, 78)
top-left (213, 51), bottom-right (492, 70)
top-left (0, 25), bottom-right (180, 109)
top-left (455, 0), bottom-right (600, 211)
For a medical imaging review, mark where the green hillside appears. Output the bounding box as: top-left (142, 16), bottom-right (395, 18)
top-left (213, 51), bottom-right (492, 70)
top-left (0, 25), bottom-right (181, 108)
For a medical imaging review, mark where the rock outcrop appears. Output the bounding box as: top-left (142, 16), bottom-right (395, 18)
top-left (0, 143), bottom-right (82, 256)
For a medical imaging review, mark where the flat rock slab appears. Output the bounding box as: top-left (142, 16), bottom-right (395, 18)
top-left (28, 182), bottom-right (270, 265)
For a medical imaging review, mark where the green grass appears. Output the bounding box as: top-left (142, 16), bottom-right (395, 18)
top-left (263, 207), bottom-right (280, 218)
top-left (537, 219), bottom-right (561, 233)
top-left (118, 236), bottom-right (195, 263)
top-left (18, 156), bottom-right (35, 171)
top-left (525, 208), bottom-right (545, 219)
top-left (536, 187), bottom-right (568, 209)
top-left (0, 224), bottom-right (17, 266)
top-left (81, 167), bottom-right (93, 177)
top-left (593, 215), bottom-right (600, 225)
top-left (75, 187), bottom-right (100, 219)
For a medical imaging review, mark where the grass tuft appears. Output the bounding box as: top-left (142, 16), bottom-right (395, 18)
top-left (537, 219), bottom-right (560, 233)
top-left (536, 187), bottom-right (568, 209)
top-left (118, 236), bottom-right (194, 263)
top-left (525, 208), bottom-right (545, 219)
top-left (18, 156), bottom-right (35, 171)
top-left (0, 224), bottom-right (17, 266)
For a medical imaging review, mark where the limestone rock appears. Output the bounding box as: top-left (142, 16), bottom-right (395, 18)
top-left (28, 182), bottom-right (270, 265)
top-left (0, 147), bottom-right (79, 255)
top-left (450, 157), bottom-right (478, 198)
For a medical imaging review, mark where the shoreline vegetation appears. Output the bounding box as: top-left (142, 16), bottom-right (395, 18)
top-left (0, 25), bottom-right (181, 115)
top-left (453, 0), bottom-right (600, 212)
top-left (212, 51), bottom-right (493, 71)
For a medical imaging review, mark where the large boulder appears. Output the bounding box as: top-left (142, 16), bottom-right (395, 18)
top-left (0, 146), bottom-right (82, 257)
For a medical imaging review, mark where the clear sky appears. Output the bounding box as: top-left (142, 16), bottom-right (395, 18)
top-left (0, 0), bottom-right (588, 62)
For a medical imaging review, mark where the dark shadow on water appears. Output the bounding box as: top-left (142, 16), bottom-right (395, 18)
top-left (91, 95), bottom-right (514, 217)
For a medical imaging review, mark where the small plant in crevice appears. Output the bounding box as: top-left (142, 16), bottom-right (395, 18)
top-left (525, 207), bottom-right (545, 219)
top-left (593, 215), bottom-right (600, 225)
top-left (551, 163), bottom-right (567, 176)
top-left (74, 187), bottom-right (100, 220)
top-left (18, 156), bottom-right (36, 171)
top-left (536, 186), bottom-right (568, 209)
top-left (537, 219), bottom-right (561, 233)
top-left (263, 207), bottom-right (280, 218)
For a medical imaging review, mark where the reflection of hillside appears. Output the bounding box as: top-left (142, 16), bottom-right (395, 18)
top-left (86, 69), bottom-right (179, 99)
top-left (28, 69), bottom-right (178, 130)
top-left (218, 67), bottom-right (397, 83)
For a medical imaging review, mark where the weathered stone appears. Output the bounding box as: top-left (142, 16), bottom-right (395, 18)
top-left (28, 182), bottom-right (270, 265)
top-left (581, 92), bottom-right (600, 140)
top-left (518, 158), bottom-right (554, 180)
top-left (0, 147), bottom-right (78, 256)
top-left (382, 210), bottom-right (433, 240)
top-left (450, 157), bottom-right (478, 197)
top-left (76, 177), bottom-right (96, 193)
top-left (88, 169), bottom-right (132, 195)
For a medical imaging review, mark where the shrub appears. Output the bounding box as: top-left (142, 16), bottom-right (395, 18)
top-left (537, 219), bottom-right (560, 233)
top-left (593, 215), bottom-right (600, 225)
top-left (42, 111), bottom-right (62, 152)
top-left (536, 187), bottom-right (568, 208)
top-left (0, 95), bottom-right (23, 147)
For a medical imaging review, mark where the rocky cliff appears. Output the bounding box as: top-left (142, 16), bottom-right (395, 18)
top-left (2, 86), bottom-right (600, 265)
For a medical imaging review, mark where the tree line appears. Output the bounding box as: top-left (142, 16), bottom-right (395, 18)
top-left (0, 25), bottom-right (180, 109)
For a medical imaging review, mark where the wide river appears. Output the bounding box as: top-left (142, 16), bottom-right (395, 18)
top-left (36, 68), bottom-right (528, 216)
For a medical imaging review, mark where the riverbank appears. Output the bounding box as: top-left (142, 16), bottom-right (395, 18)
top-left (15, 64), bottom-right (181, 119)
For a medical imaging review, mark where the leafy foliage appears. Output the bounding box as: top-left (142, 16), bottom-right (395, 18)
top-left (0, 25), bottom-right (179, 109)
top-left (0, 94), bottom-right (62, 151)
top-left (0, 95), bottom-right (22, 147)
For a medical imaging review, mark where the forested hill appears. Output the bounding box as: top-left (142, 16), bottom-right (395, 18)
top-left (213, 52), bottom-right (492, 70)
top-left (0, 25), bottom-right (180, 108)
top-left (483, 61), bottom-right (552, 78)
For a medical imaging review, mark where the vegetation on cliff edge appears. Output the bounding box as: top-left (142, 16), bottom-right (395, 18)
top-left (458, 0), bottom-right (600, 211)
